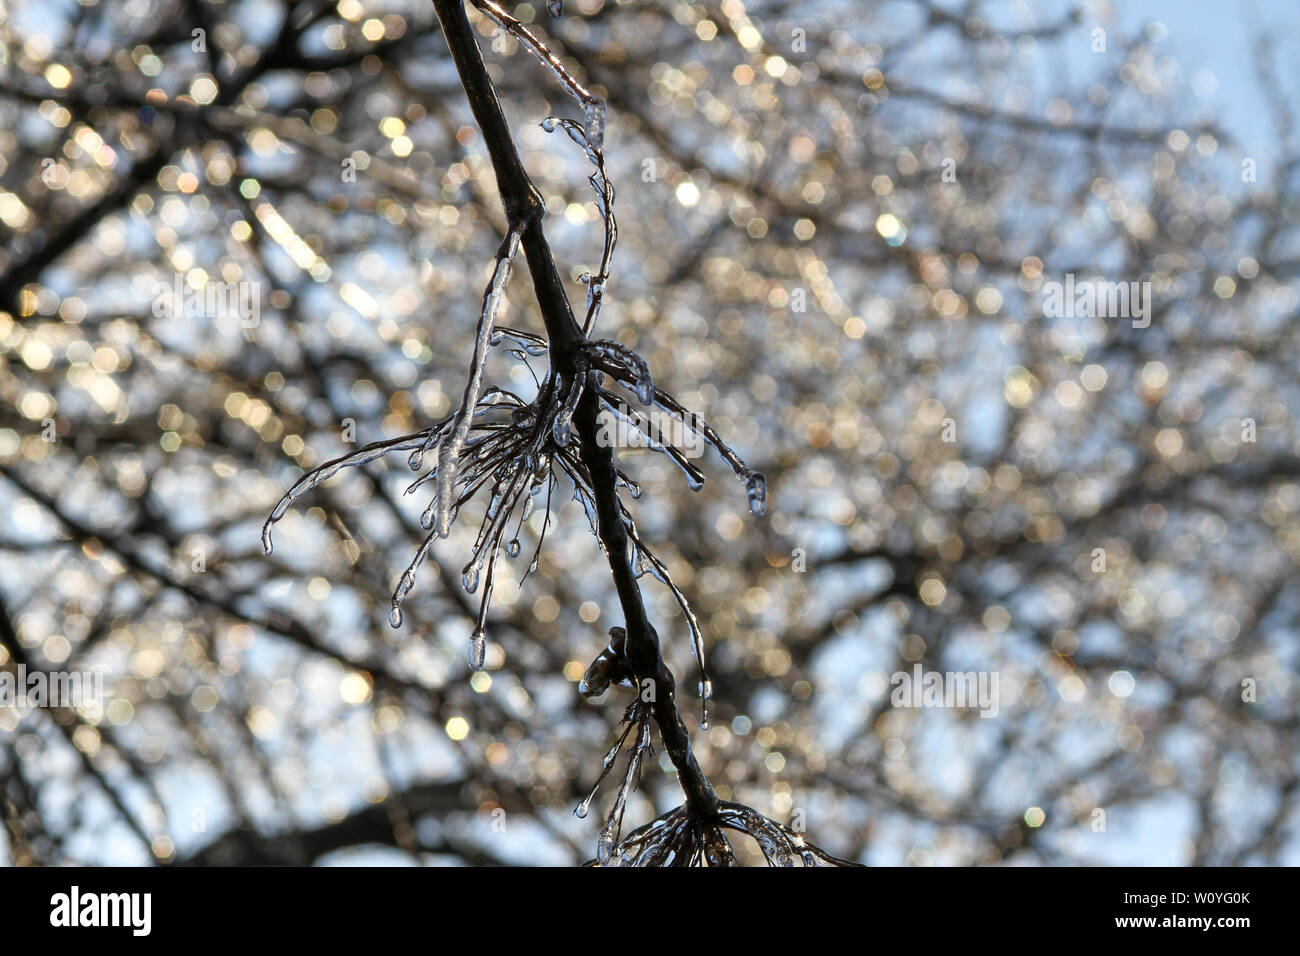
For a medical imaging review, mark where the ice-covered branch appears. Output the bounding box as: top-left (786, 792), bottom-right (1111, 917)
top-left (471, 0), bottom-right (607, 147)
top-left (435, 228), bottom-right (522, 537)
top-left (255, 0), bottom-right (850, 865)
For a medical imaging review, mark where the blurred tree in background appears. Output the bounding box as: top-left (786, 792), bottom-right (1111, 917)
top-left (1, 0), bottom-right (1297, 866)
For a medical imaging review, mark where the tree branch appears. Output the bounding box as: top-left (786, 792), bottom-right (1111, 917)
top-left (429, 0), bottom-right (718, 818)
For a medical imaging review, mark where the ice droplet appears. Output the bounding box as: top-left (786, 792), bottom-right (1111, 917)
top-left (575, 797), bottom-right (590, 819)
top-left (506, 538), bottom-right (521, 557)
top-left (745, 473), bottom-right (767, 517)
top-left (388, 606), bottom-right (403, 628)
top-left (699, 679), bottom-right (713, 700)
top-left (547, 0), bottom-right (563, 18)
top-left (462, 564), bottom-right (480, 593)
top-left (667, 453), bottom-right (705, 492)
top-left (468, 630), bottom-right (487, 671)
top-left (632, 368), bottom-right (654, 406)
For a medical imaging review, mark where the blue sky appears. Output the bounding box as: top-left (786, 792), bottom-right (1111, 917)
top-left (1095, 0), bottom-right (1298, 162)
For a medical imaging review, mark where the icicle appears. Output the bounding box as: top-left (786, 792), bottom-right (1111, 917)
top-left (260, 524), bottom-right (276, 556)
top-left (461, 562), bottom-right (480, 594)
top-left (469, 546), bottom-right (501, 662)
top-left (570, 485), bottom-right (601, 539)
top-left (745, 472), bottom-right (767, 517)
top-left (547, 0), bottom-right (562, 17)
top-left (462, 466), bottom-right (529, 588)
top-left (584, 99), bottom-right (606, 150)
top-left (551, 370), bottom-right (587, 447)
top-left (665, 452), bottom-right (706, 492)
top-left (521, 480), bottom-right (542, 520)
top-left (597, 824), bottom-right (617, 865)
top-left (389, 529), bottom-right (443, 628)
top-left (468, 629), bottom-right (487, 671)
top-left (420, 497), bottom-right (438, 530)
top-left (435, 230), bottom-right (522, 538)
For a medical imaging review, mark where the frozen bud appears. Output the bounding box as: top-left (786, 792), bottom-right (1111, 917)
top-left (579, 633), bottom-right (629, 699)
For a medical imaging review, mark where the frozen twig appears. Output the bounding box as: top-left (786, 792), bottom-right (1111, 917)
top-left (257, 0), bottom-right (852, 866)
top-left (436, 229), bottom-right (523, 537)
top-left (471, 0), bottom-right (607, 147)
